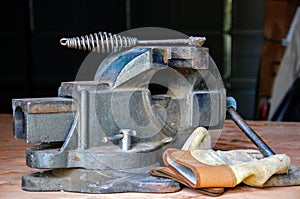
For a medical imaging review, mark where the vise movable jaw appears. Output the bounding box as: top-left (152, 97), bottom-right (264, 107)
top-left (12, 45), bottom-right (226, 193)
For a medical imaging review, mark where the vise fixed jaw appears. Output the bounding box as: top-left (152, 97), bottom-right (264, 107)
top-left (12, 45), bottom-right (226, 193)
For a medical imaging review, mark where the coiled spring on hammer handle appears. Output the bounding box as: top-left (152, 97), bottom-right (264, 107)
top-left (60, 32), bottom-right (138, 53)
top-left (60, 31), bottom-right (206, 54)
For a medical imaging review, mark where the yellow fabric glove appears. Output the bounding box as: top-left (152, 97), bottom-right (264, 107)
top-left (185, 127), bottom-right (290, 187)
top-left (151, 127), bottom-right (291, 189)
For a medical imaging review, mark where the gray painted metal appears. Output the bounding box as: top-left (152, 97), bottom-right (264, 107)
top-left (12, 46), bottom-right (226, 193)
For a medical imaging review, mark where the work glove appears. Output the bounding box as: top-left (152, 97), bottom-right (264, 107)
top-left (150, 127), bottom-right (292, 196)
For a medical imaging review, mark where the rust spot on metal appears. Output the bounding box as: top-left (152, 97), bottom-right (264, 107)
top-left (29, 104), bottom-right (75, 114)
top-left (72, 156), bottom-right (81, 161)
top-left (27, 98), bottom-right (76, 114)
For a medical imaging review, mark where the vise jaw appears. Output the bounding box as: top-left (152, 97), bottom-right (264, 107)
top-left (12, 45), bottom-right (226, 193)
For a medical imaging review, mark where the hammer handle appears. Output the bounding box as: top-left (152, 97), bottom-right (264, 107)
top-left (227, 107), bottom-right (276, 157)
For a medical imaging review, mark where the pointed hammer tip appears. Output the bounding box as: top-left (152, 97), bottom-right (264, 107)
top-left (189, 36), bottom-right (206, 46)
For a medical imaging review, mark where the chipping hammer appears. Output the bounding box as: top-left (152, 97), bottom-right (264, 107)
top-left (226, 96), bottom-right (300, 187)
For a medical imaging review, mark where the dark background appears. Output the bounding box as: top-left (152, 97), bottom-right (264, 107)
top-left (0, 0), bottom-right (264, 119)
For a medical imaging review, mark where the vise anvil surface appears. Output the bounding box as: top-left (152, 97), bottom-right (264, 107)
top-left (12, 44), bottom-right (226, 193)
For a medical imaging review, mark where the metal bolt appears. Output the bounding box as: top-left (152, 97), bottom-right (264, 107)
top-left (119, 129), bottom-right (136, 151)
top-left (102, 129), bottom-right (136, 151)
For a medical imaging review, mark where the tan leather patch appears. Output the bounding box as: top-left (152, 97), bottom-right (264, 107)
top-left (195, 165), bottom-right (236, 187)
top-left (162, 148), bottom-right (236, 188)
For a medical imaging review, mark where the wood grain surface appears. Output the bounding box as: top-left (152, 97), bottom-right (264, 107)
top-left (1, 114), bottom-right (300, 198)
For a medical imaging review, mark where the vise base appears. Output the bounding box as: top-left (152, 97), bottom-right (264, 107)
top-left (12, 45), bottom-right (226, 193)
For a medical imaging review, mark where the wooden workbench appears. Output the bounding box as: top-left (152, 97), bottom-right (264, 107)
top-left (1, 114), bottom-right (300, 198)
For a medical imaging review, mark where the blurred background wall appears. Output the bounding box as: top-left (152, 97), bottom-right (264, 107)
top-left (1, 0), bottom-right (294, 120)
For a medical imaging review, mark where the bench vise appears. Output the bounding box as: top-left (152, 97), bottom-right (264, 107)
top-left (12, 31), bottom-right (226, 193)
